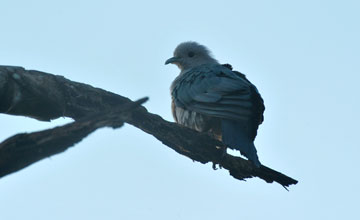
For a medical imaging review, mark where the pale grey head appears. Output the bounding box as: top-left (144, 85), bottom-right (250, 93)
top-left (165, 42), bottom-right (219, 71)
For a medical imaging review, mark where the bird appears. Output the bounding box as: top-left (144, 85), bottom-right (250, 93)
top-left (165, 42), bottom-right (265, 167)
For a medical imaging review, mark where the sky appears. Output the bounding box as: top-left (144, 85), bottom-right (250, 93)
top-left (0, 0), bottom-right (359, 219)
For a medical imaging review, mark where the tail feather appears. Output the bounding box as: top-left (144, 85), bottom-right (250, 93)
top-left (221, 119), bottom-right (261, 167)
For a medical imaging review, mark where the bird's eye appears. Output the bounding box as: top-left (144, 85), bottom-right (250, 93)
top-left (188, 52), bottom-right (195, 57)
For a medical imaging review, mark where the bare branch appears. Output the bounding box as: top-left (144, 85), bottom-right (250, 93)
top-left (0, 66), bottom-right (298, 187)
top-left (0, 97), bottom-right (148, 178)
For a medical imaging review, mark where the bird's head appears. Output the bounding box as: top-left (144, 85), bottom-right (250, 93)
top-left (165, 41), bottom-right (218, 71)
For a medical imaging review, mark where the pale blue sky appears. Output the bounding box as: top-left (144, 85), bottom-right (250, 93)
top-left (0, 0), bottom-right (359, 219)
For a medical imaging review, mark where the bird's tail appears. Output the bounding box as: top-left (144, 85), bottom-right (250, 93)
top-left (221, 119), bottom-right (261, 167)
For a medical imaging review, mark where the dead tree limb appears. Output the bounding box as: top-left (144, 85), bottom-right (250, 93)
top-left (0, 98), bottom-right (147, 178)
top-left (0, 65), bottom-right (298, 187)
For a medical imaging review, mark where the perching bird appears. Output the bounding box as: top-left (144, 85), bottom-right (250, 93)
top-left (165, 42), bottom-right (265, 167)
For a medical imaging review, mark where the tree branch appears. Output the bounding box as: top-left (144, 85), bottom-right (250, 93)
top-left (0, 65), bottom-right (298, 187)
top-left (0, 97), bottom-right (148, 178)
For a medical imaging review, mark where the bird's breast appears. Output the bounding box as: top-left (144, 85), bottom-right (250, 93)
top-left (171, 100), bottom-right (221, 136)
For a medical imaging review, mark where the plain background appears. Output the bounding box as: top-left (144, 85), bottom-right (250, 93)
top-left (0, 0), bottom-right (359, 219)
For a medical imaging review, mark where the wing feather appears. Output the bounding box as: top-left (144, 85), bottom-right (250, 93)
top-left (172, 64), bottom-right (262, 122)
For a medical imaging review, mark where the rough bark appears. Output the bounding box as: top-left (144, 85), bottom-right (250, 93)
top-left (0, 65), bottom-right (298, 188)
top-left (0, 98), bottom-right (147, 178)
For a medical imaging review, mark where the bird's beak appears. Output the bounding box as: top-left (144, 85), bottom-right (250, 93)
top-left (165, 57), bottom-right (180, 65)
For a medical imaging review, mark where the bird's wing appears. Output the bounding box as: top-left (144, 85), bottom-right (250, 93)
top-left (172, 64), bottom-right (263, 122)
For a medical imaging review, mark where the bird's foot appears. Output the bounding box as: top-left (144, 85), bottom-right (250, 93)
top-left (212, 146), bottom-right (227, 170)
top-left (212, 162), bottom-right (218, 170)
